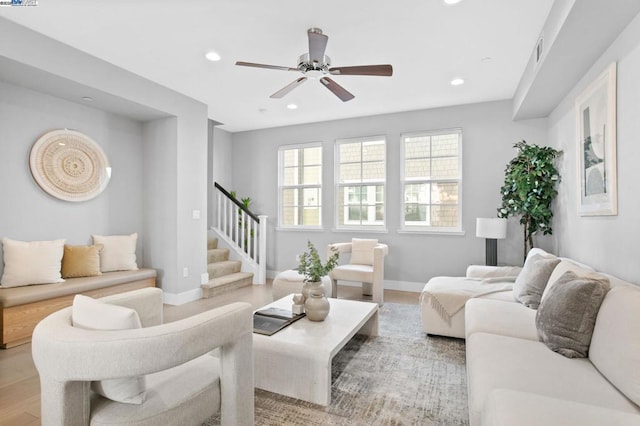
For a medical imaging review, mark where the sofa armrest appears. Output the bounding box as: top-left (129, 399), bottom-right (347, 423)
top-left (466, 265), bottom-right (522, 279)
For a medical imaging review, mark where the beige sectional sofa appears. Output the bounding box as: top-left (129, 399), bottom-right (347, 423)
top-left (424, 248), bottom-right (640, 425)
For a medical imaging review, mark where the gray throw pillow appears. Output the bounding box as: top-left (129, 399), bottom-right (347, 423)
top-left (513, 254), bottom-right (560, 309)
top-left (536, 271), bottom-right (610, 358)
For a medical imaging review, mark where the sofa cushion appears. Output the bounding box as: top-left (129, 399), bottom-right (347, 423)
top-left (0, 269), bottom-right (157, 308)
top-left (90, 354), bottom-right (221, 426)
top-left (92, 233), bottom-right (138, 272)
top-left (541, 259), bottom-right (596, 302)
top-left (350, 238), bottom-right (378, 265)
top-left (589, 285), bottom-right (640, 406)
top-left (1, 238), bottom-right (65, 287)
top-left (536, 271), bottom-right (610, 358)
top-left (61, 244), bottom-right (103, 279)
top-left (466, 332), bottom-right (640, 426)
top-left (465, 298), bottom-right (538, 340)
top-left (512, 254), bottom-right (560, 309)
top-left (72, 294), bottom-right (146, 404)
top-left (483, 389), bottom-right (640, 426)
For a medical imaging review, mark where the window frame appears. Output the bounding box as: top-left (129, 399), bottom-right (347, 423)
top-left (399, 128), bottom-right (463, 234)
top-left (277, 142), bottom-right (324, 230)
top-left (334, 135), bottom-right (387, 232)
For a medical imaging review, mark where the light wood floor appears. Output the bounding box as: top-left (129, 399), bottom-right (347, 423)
top-left (0, 282), bottom-right (419, 425)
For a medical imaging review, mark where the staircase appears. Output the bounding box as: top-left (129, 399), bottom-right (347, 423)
top-left (201, 238), bottom-right (254, 298)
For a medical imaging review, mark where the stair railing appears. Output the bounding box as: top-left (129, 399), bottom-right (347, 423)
top-left (213, 182), bottom-right (267, 283)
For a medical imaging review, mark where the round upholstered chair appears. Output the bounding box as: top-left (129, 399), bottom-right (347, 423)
top-left (272, 269), bottom-right (332, 300)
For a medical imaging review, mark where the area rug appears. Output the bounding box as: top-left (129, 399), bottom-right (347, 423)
top-left (205, 303), bottom-right (468, 425)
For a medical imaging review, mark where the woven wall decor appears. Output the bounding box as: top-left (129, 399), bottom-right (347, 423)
top-left (29, 129), bottom-right (111, 202)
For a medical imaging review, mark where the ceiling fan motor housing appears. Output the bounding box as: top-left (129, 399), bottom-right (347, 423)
top-left (298, 53), bottom-right (331, 73)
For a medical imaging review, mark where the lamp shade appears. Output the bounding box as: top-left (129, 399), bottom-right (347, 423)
top-left (476, 218), bottom-right (507, 239)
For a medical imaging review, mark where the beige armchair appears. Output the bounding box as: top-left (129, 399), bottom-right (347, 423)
top-left (327, 239), bottom-right (389, 305)
top-left (31, 287), bottom-right (254, 426)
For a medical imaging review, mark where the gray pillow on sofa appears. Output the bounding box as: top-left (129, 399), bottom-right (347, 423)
top-left (513, 254), bottom-right (560, 309)
top-left (535, 271), bottom-right (610, 358)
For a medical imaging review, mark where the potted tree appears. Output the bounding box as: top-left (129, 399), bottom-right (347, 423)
top-left (498, 141), bottom-right (561, 262)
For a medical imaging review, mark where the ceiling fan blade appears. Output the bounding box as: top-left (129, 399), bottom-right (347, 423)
top-left (329, 64), bottom-right (393, 76)
top-left (270, 77), bottom-right (308, 99)
top-left (319, 77), bottom-right (355, 102)
top-left (235, 61), bottom-right (298, 72)
top-left (308, 28), bottom-right (328, 64)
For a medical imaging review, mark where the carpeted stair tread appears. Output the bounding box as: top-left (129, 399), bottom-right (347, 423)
top-left (201, 272), bottom-right (253, 298)
top-left (207, 248), bottom-right (229, 263)
top-left (207, 238), bottom-right (218, 250)
top-left (207, 260), bottom-right (241, 278)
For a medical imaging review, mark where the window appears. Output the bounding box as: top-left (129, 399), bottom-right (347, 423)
top-left (335, 136), bottom-right (386, 229)
top-left (278, 144), bottom-right (322, 228)
top-left (401, 129), bottom-right (462, 232)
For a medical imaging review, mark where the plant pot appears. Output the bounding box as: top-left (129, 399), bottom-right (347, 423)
top-left (305, 291), bottom-right (330, 322)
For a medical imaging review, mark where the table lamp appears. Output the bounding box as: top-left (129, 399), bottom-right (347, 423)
top-left (476, 218), bottom-right (507, 266)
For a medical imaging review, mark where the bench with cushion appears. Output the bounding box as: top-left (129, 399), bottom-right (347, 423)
top-left (0, 233), bottom-right (156, 348)
top-left (0, 269), bottom-right (156, 348)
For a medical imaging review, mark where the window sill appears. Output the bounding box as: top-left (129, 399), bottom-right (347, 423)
top-left (397, 228), bottom-right (466, 236)
top-left (276, 226), bottom-right (324, 232)
top-left (332, 228), bottom-right (389, 234)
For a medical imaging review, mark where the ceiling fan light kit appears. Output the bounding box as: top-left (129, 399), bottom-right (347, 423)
top-left (236, 28), bottom-right (393, 102)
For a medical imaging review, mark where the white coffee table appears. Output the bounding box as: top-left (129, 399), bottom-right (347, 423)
top-left (253, 296), bottom-right (379, 406)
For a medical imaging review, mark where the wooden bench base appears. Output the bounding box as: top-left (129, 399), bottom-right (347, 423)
top-left (1, 278), bottom-right (155, 349)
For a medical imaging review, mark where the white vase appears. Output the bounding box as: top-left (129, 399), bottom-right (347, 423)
top-left (305, 291), bottom-right (330, 322)
top-left (302, 280), bottom-right (325, 301)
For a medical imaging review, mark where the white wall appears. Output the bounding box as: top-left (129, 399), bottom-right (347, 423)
top-left (0, 19), bottom-right (209, 303)
top-left (231, 100), bottom-right (548, 289)
top-left (547, 11), bottom-right (640, 284)
top-left (0, 81), bottom-right (144, 277)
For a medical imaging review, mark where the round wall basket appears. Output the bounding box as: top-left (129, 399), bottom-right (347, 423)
top-left (29, 129), bottom-right (111, 202)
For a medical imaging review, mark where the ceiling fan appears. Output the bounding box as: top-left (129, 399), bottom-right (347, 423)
top-left (235, 28), bottom-right (393, 102)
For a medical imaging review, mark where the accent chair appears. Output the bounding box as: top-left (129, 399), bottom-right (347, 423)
top-left (31, 287), bottom-right (254, 426)
top-left (327, 238), bottom-right (388, 305)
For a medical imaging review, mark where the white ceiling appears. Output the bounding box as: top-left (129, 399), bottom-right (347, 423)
top-left (0, 0), bottom-right (554, 132)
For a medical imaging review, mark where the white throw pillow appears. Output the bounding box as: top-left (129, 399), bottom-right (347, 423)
top-left (92, 233), bottom-right (138, 272)
top-left (0, 238), bottom-right (65, 287)
top-left (72, 294), bottom-right (146, 404)
top-left (350, 238), bottom-right (378, 266)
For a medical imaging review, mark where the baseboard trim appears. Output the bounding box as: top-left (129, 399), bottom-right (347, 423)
top-left (337, 279), bottom-right (422, 293)
top-left (163, 288), bottom-right (203, 305)
top-left (269, 270), bottom-right (423, 293)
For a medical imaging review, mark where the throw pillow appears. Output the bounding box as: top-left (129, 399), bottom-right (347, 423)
top-left (0, 238), bottom-right (65, 287)
top-left (350, 238), bottom-right (378, 265)
top-left (512, 254), bottom-right (560, 308)
top-left (535, 271), bottom-right (610, 358)
top-left (61, 244), bottom-right (103, 278)
top-left (72, 294), bottom-right (146, 404)
top-left (92, 233), bottom-right (138, 272)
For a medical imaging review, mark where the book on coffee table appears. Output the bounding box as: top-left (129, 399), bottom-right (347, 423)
top-left (253, 308), bottom-right (305, 336)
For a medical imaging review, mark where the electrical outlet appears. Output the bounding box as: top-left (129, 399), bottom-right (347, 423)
top-left (295, 254), bottom-right (300, 262)
top-left (200, 272), bottom-right (209, 284)
top-left (183, 267), bottom-right (189, 277)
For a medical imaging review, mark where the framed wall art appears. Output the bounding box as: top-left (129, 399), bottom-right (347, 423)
top-left (29, 129), bottom-right (111, 202)
top-left (575, 62), bottom-right (617, 216)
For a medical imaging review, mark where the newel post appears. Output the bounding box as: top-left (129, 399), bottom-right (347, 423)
top-left (257, 215), bottom-right (268, 284)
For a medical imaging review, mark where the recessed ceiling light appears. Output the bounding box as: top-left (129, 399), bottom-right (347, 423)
top-left (450, 78), bottom-right (465, 86)
top-left (481, 57), bottom-right (492, 63)
top-left (205, 51), bottom-right (221, 62)
top-left (443, 0), bottom-right (463, 4)
top-left (81, 96), bottom-right (93, 102)
top-left (287, 103), bottom-right (298, 110)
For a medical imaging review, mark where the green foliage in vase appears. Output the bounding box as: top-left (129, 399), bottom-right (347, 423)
top-left (297, 240), bottom-right (339, 283)
top-left (498, 141), bottom-right (561, 261)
